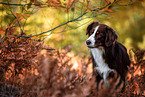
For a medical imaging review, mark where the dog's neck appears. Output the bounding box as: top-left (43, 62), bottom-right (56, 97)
top-left (90, 47), bottom-right (111, 82)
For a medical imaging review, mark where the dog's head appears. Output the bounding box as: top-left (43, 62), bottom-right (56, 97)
top-left (85, 21), bottom-right (118, 48)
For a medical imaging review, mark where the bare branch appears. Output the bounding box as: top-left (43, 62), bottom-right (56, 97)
top-left (0, 2), bottom-right (46, 6)
top-left (16, 2), bottom-right (112, 39)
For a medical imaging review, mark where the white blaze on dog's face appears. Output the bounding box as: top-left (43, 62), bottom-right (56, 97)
top-left (85, 25), bottom-right (100, 48)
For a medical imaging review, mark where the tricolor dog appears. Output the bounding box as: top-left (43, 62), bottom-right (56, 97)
top-left (85, 21), bottom-right (130, 87)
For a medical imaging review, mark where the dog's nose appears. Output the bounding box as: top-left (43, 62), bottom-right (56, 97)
top-left (86, 40), bottom-right (91, 45)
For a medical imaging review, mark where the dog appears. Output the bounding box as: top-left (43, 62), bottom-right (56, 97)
top-left (85, 21), bottom-right (130, 87)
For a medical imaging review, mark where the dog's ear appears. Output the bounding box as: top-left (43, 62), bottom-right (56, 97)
top-left (105, 26), bottom-right (118, 47)
top-left (86, 21), bottom-right (99, 36)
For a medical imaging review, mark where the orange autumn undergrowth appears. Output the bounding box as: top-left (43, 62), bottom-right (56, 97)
top-left (0, 29), bottom-right (145, 97)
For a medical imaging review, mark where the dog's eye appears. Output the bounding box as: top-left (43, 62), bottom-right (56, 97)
top-left (97, 32), bottom-right (104, 36)
top-left (96, 32), bottom-right (104, 39)
top-left (90, 30), bottom-right (94, 34)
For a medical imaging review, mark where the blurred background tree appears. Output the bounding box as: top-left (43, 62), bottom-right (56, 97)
top-left (0, 0), bottom-right (144, 57)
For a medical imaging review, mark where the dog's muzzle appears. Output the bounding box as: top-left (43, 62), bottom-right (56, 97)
top-left (85, 40), bottom-right (99, 48)
top-left (86, 40), bottom-right (91, 45)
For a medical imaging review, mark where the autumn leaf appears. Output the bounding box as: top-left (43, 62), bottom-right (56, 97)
top-left (15, 13), bottom-right (30, 20)
top-left (18, 48), bottom-right (26, 51)
top-left (22, 13), bottom-right (31, 19)
top-left (66, 0), bottom-right (77, 8)
top-left (0, 28), bottom-right (5, 34)
top-left (86, 9), bottom-right (91, 13)
top-left (14, 13), bottom-right (23, 20)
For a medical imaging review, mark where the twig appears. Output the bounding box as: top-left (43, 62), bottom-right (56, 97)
top-left (16, 11), bottom-right (87, 38)
top-left (0, 2), bottom-right (46, 6)
top-left (16, 2), bottom-right (112, 39)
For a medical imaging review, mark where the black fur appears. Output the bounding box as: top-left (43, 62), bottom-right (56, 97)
top-left (104, 42), bottom-right (130, 81)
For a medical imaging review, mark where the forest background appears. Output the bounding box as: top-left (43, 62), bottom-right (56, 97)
top-left (0, 0), bottom-right (145, 56)
top-left (0, 0), bottom-right (145, 97)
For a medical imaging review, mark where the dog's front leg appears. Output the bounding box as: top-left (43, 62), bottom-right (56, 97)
top-left (94, 66), bottom-right (114, 87)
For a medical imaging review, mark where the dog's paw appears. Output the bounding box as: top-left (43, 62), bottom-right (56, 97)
top-left (104, 69), bottom-right (118, 87)
top-left (107, 70), bottom-right (117, 79)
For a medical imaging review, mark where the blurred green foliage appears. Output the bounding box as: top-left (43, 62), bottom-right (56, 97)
top-left (107, 1), bottom-right (145, 50)
top-left (0, 0), bottom-right (144, 56)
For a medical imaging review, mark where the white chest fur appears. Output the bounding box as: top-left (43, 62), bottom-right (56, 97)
top-left (90, 48), bottom-right (111, 82)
